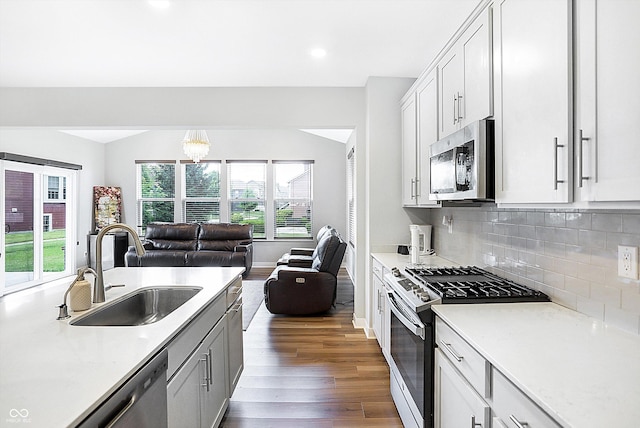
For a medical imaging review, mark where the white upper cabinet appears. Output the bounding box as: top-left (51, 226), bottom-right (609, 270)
top-left (402, 69), bottom-right (440, 207)
top-left (438, 7), bottom-right (493, 138)
top-left (416, 70), bottom-right (440, 206)
top-left (493, 0), bottom-right (573, 204)
top-left (401, 94), bottom-right (418, 206)
top-left (575, 0), bottom-right (640, 202)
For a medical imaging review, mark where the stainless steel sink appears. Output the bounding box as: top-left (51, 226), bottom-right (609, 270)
top-left (71, 286), bottom-right (202, 326)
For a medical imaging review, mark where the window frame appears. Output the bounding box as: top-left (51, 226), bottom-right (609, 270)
top-left (136, 160), bottom-right (177, 235)
top-left (181, 160), bottom-right (222, 224)
top-left (273, 160), bottom-right (314, 239)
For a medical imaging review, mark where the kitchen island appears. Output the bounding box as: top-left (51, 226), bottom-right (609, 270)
top-left (0, 266), bottom-right (244, 427)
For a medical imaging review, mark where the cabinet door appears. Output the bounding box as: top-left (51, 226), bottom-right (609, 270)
top-left (494, 0), bottom-right (572, 204)
top-left (227, 298), bottom-right (244, 396)
top-left (402, 94), bottom-right (418, 206)
top-left (167, 343), bottom-right (206, 428)
top-left (434, 349), bottom-right (490, 428)
top-left (575, 0), bottom-right (640, 201)
top-left (491, 368), bottom-right (561, 428)
top-left (439, 49), bottom-right (463, 138)
top-left (372, 273), bottom-right (384, 347)
top-left (416, 70), bottom-right (440, 206)
top-left (201, 318), bottom-right (229, 428)
top-left (461, 7), bottom-right (493, 127)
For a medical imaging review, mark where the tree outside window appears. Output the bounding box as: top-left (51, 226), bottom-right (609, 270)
top-left (137, 162), bottom-right (175, 234)
top-left (228, 162), bottom-right (266, 238)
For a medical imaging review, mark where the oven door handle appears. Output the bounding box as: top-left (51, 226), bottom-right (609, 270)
top-left (386, 291), bottom-right (426, 340)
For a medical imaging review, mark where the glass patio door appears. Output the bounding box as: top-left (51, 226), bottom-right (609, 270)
top-left (1, 160), bottom-right (76, 295)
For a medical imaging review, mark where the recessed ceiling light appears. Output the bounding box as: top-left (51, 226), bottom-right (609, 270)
top-left (310, 48), bottom-right (327, 59)
top-left (148, 0), bottom-right (170, 9)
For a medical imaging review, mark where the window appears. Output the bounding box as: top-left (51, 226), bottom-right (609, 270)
top-left (136, 161), bottom-right (176, 234)
top-left (46, 175), bottom-right (66, 201)
top-left (1, 155), bottom-right (78, 296)
top-left (227, 162), bottom-right (266, 238)
top-left (183, 161), bottom-right (221, 223)
top-left (273, 161), bottom-right (312, 239)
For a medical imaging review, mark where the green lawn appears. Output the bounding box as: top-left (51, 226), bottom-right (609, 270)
top-left (4, 230), bottom-right (66, 272)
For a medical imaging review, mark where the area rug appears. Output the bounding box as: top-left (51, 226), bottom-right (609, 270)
top-left (242, 280), bottom-right (265, 330)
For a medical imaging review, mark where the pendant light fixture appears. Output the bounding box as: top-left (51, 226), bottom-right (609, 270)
top-left (182, 130), bottom-right (210, 163)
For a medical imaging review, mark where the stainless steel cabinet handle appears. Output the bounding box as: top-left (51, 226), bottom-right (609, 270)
top-left (453, 94), bottom-right (458, 124)
top-left (201, 353), bottom-right (211, 391)
top-left (509, 414), bottom-right (529, 428)
top-left (441, 342), bottom-right (464, 362)
top-left (457, 92), bottom-right (464, 121)
top-left (208, 349), bottom-right (213, 386)
top-left (578, 129), bottom-right (590, 188)
top-left (410, 178), bottom-right (415, 199)
top-left (415, 178), bottom-right (420, 198)
top-left (471, 415), bottom-right (482, 428)
top-left (553, 137), bottom-right (566, 190)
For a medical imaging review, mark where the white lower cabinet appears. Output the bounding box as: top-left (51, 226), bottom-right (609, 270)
top-left (435, 317), bottom-right (561, 428)
top-left (168, 316), bottom-right (228, 428)
top-left (165, 278), bottom-right (244, 428)
top-left (226, 296), bottom-right (244, 395)
top-left (371, 257), bottom-right (390, 362)
top-left (491, 368), bottom-right (561, 428)
top-left (435, 349), bottom-right (491, 428)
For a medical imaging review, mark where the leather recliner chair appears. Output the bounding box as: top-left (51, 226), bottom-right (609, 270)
top-left (276, 225), bottom-right (334, 266)
top-left (264, 230), bottom-right (346, 315)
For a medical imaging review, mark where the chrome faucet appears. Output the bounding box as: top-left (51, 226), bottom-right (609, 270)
top-left (94, 223), bottom-right (146, 303)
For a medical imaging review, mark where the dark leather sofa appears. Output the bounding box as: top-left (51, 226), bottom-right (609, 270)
top-left (264, 229), bottom-right (346, 315)
top-left (125, 222), bottom-right (253, 277)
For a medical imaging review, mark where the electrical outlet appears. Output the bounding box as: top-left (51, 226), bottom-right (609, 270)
top-left (618, 245), bottom-right (638, 279)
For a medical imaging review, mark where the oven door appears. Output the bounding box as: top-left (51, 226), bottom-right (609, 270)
top-left (386, 289), bottom-right (432, 428)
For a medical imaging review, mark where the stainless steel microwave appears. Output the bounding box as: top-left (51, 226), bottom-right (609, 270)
top-left (429, 119), bottom-right (494, 201)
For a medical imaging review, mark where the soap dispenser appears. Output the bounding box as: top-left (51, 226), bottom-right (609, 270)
top-left (70, 271), bottom-right (92, 312)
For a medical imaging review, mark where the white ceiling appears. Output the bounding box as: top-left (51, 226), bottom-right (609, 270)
top-left (0, 0), bottom-right (480, 88)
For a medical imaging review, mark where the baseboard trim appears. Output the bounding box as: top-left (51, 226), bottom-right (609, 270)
top-left (352, 314), bottom-right (375, 339)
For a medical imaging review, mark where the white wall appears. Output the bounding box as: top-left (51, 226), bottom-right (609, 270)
top-left (0, 130), bottom-right (106, 268)
top-left (355, 77), bottom-right (416, 331)
top-left (104, 128), bottom-right (347, 264)
top-left (0, 86), bottom-right (365, 261)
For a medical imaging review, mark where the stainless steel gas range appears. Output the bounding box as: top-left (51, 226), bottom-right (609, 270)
top-left (383, 265), bottom-right (549, 428)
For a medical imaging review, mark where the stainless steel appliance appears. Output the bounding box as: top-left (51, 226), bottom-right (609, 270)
top-left (77, 349), bottom-right (168, 428)
top-left (429, 119), bottom-right (494, 201)
top-left (384, 265), bottom-right (548, 428)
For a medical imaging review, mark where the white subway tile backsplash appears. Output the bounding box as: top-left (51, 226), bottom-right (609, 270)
top-left (566, 212), bottom-right (591, 229)
top-left (428, 206), bottom-right (640, 334)
top-left (545, 212), bottom-right (566, 227)
top-left (565, 276), bottom-right (590, 297)
top-left (592, 213), bottom-right (623, 233)
top-left (578, 229), bottom-right (607, 248)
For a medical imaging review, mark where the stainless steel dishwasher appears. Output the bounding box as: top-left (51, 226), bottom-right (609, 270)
top-left (77, 349), bottom-right (168, 428)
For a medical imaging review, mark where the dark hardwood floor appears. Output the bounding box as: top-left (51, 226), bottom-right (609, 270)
top-left (220, 268), bottom-right (403, 428)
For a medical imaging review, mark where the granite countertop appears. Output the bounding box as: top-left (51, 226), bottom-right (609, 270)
top-left (0, 266), bottom-right (244, 427)
top-left (433, 303), bottom-right (640, 428)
